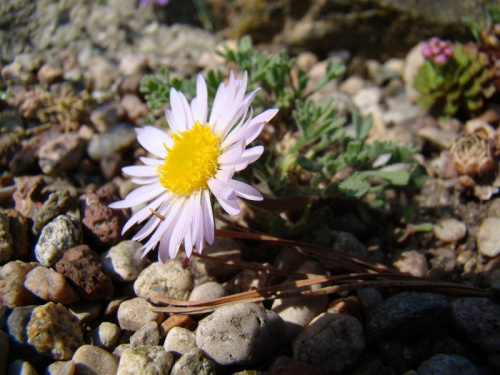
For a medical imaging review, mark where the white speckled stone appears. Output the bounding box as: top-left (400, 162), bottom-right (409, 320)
top-left (101, 241), bottom-right (149, 282)
top-left (117, 297), bottom-right (164, 331)
top-left (163, 327), bottom-right (196, 357)
top-left (188, 281), bottom-right (226, 302)
top-left (117, 345), bottom-right (174, 375)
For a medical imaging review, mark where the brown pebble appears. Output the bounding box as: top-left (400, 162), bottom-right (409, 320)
top-left (159, 314), bottom-right (197, 337)
top-left (24, 266), bottom-right (80, 304)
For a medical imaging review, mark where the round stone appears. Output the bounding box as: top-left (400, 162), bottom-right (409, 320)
top-left (116, 345), bottom-right (174, 375)
top-left (164, 327), bottom-right (196, 357)
top-left (73, 345), bottom-right (119, 375)
top-left (117, 297), bottom-right (164, 332)
top-left (433, 218), bottom-right (467, 243)
top-left (477, 217), bottom-right (500, 257)
top-left (101, 240), bottom-right (149, 282)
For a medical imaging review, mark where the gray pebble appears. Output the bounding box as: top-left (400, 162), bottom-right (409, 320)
top-left (117, 297), bottom-right (164, 332)
top-left (477, 217), bottom-right (500, 257)
top-left (452, 297), bottom-right (500, 352)
top-left (393, 250), bottom-right (429, 277)
top-left (116, 345), bottom-right (174, 375)
top-left (101, 240), bottom-right (149, 282)
top-left (34, 215), bottom-right (82, 267)
top-left (366, 292), bottom-right (451, 341)
top-left (433, 218), bottom-right (467, 243)
top-left (170, 349), bottom-right (217, 375)
top-left (32, 190), bottom-right (71, 236)
top-left (134, 261), bottom-right (193, 303)
top-left (89, 322), bottom-right (121, 351)
top-left (0, 261), bottom-right (38, 308)
top-left (72, 345), bottom-right (119, 375)
top-left (45, 360), bottom-right (76, 375)
top-left (129, 321), bottom-right (160, 348)
top-left (417, 354), bottom-right (479, 375)
top-left (188, 281), bottom-right (226, 302)
top-left (87, 122), bottom-right (136, 162)
top-left (190, 237), bottom-right (243, 280)
top-left (163, 327), bottom-right (196, 357)
top-left (38, 132), bottom-right (86, 175)
top-left (292, 312), bottom-right (365, 373)
top-left (196, 302), bottom-right (284, 365)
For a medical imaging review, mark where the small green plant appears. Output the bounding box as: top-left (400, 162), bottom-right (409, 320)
top-left (414, 39), bottom-right (496, 117)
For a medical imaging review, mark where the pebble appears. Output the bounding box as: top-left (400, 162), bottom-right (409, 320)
top-left (7, 359), bottom-right (38, 375)
top-left (101, 240), bottom-right (149, 282)
top-left (89, 322), bottom-right (121, 351)
top-left (0, 211), bottom-right (13, 263)
top-left (0, 261), bottom-right (39, 307)
top-left (190, 237), bottom-right (243, 280)
top-left (417, 127), bottom-right (457, 150)
top-left (268, 355), bottom-right (326, 375)
top-left (116, 345), bottom-right (174, 375)
top-left (88, 56), bottom-right (119, 91)
top-left (0, 208), bottom-right (29, 260)
top-left (225, 264), bottom-right (274, 295)
top-left (452, 298), bottom-right (500, 352)
top-left (38, 132), bottom-right (86, 175)
top-left (120, 94), bottom-right (149, 122)
top-left (403, 41), bottom-right (425, 103)
top-left (196, 302), bottom-right (284, 365)
top-left (169, 349), bottom-right (217, 375)
top-left (37, 63), bottom-right (63, 84)
top-left (271, 261), bottom-right (329, 342)
top-left (392, 250), bottom-right (429, 278)
top-left (79, 192), bottom-right (130, 248)
top-left (325, 231), bottom-right (368, 270)
top-left (188, 281), bottom-right (226, 302)
top-left (12, 176), bottom-right (45, 220)
top-left (365, 292), bottom-right (451, 341)
top-left (292, 312), bottom-right (365, 374)
top-left (34, 215), bottom-right (82, 267)
top-left (433, 218), bottom-right (467, 243)
top-left (163, 327), bottom-right (197, 357)
top-left (32, 190), bottom-right (72, 236)
top-left (87, 122), bottom-right (137, 162)
top-left (477, 217), bottom-right (500, 257)
top-left (417, 354), bottom-right (479, 375)
top-left (24, 266), bottom-right (80, 304)
top-left (72, 345), bottom-right (119, 375)
top-left (45, 360), bottom-right (76, 375)
top-left (159, 314), bottom-right (197, 337)
top-left (27, 302), bottom-right (84, 360)
top-left (134, 261), bottom-right (193, 303)
top-left (129, 321), bottom-right (160, 348)
top-left (119, 53), bottom-right (148, 75)
top-left (117, 297), bottom-right (164, 332)
top-left (55, 245), bottom-right (114, 300)
top-left (90, 102), bottom-right (124, 133)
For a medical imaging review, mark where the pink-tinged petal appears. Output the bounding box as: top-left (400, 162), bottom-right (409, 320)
top-left (122, 192), bottom-right (168, 234)
top-left (170, 89), bottom-right (188, 131)
top-left (130, 176), bottom-right (158, 185)
top-left (157, 224), bottom-right (176, 263)
top-left (122, 181), bottom-right (164, 205)
top-left (220, 108), bottom-right (253, 149)
top-left (207, 178), bottom-right (236, 201)
top-left (136, 127), bottom-right (169, 157)
top-left (168, 198), bottom-right (192, 258)
top-left (244, 108), bottom-right (278, 144)
top-left (122, 165), bottom-right (157, 177)
top-left (184, 228), bottom-right (193, 258)
top-left (218, 141), bottom-right (244, 164)
top-left (227, 179), bottom-right (263, 201)
top-left (191, 74), bottom-right (208, 124)
top-left (145, 197), bottom-right (183, 245)
top-left (225, 145), bottom-right (264, 171)
top-left (201, 190), bottom-right (214, 245)
top-left (214, 167), bottom-right (234, 183)
top-left (217, 196), bottom-right (240, 216)
top-left (209, 82), bottom-right (229, 130)
top-left (139, 156), bottom-right (163, 166)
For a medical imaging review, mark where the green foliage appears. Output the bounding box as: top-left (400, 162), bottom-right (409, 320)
top-left (414, 42), bottom-right (496, 117)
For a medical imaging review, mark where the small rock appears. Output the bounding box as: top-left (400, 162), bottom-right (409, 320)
top-left (163, 327), bottom-right (197, 357)
top-left (134, 261), bottom-right (193, 303)
top-left (38, 132), bottom-right (86, 175)
top-left (87, 122), bottom-right (136, 162)
top-left (1, 208), bottom-right (29, 260)
top-left (119, 53), bottom-right (148, 76)
top-left (27, 302), bottom-right (84, 360)
top-left (0, 261), bottom-right (38, 307)
top-left (67, 300), bottom-right (103, 325)
top-left (169, 349), bottom-right (217, 375)
top-left (417, 127), bottom-right (457, 150)
top-left (12, 176), bottom-right (45, 220)
top-left (72, 345), bottom-right (119, 375)
top-left (404, 42), bottom-right (425, 103)
top-left (292, 312), bottom-right (365, 374)
top-left (55, 245), bottom-right (114, 300)
top-left (24, 266), bottom-right (80, 304)
top-left (433, 218), bottom-right (467, 243)
top-left (34, 215), bottom-right (82, 267)
top-left (116, 345), bottom-right (174, 375)
top-left (130, 321), bottom-right (160, 348)
top-left (196, 302), bottom-right (284, 365)
top-left (417, 354), bottom-right (479, 375)
top-left (88, 56), bottom-right (119, 91)
top-left (90, 102), bottom-right (125, 133)
top-left (393, 250), bottom-right (429, 278)
top-left (80, 192), bottom-right (130, 248)
top-left (477, 217), bottom-right (500, 257)
top-left (37, 63), bottom-right (63, 84)
top-left (117, 297), bottom-right (164, 332)
top-left (89, 322), bottom-right (121, 351)
top-left (366, 292), bottom-right (451, 341)
top-left (120, 94), bottom-right (149, 122)
top-left (32, 190), bottom-right (72, 236)
top-left (452, 297), bottom-right (500, 352)
top-left (189, 281), bottom-right (226, 302)
top-left (45, 360), bottom-right (76, 375)
top-left (339, 76), bottom-right (366, 96)
top-left (487, 198), bottom-right (500, 218)
top-left (0, 211), bottom-right (13, 263)
top-left (268, 355), bottom-right (326, 375)
top-left (101, 240), bottom-right (149, 282)
top-left (159, 314), bottom-right (197, 337)
top-left (7, 359), bottom-right (38, 375)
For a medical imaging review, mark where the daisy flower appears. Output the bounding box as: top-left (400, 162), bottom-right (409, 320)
top-left (109, 72), bottom-right (278, 263)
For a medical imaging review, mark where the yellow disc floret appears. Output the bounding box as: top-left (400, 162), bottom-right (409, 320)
top-left (157, 121), bottom-right (221, 195)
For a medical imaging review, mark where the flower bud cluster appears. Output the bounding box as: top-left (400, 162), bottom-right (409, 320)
top-left (422, 37), bottom-right (453, 64)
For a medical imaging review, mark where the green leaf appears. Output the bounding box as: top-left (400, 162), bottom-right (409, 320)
top-left (297, 156), bottom-right (324, 172)
top-left (338, 173), bottom-right (371, 198)
top-left (366, 170), bottom-right (410, 185)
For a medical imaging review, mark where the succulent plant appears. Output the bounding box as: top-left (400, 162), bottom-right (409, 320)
top-left (414, 40), bottom-right (496, 118)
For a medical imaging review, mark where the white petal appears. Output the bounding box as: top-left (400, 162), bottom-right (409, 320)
top-left (123, 181), bottom-right (164, 205)
top-left (219, 141), bottom-right (244, 164)
top-left (122, 165), bottom-right (157, 177)
top-left (123, 192), bottom-right (168, 234)
top-left (130, 177), bottom-right (158, 185)
top-left (139, 156), bottom-right (163, 166)
top-left (227, 179), bottom-right (263, 201)
top-left (214, 167), bottom-right (234, 183)
top-left (170, 89), bottom-right (188, 131)
top-left (217, 196), bottom-right (240, 216)
top-left (136, 127), bottom-right (169, 158)
top-left (201, 190), bottom-right (214, 245)
top-left (207, 178), bottom-right (236, 201)
top-left (168, 198), bottom-right (192, 258)
top-left (191, 74), bottom-right (208, 124)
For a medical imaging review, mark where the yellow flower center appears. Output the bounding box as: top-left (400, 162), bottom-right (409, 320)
top-left (157, 121), bottom-right (221, 195)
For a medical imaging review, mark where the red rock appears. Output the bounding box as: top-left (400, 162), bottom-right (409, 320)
top-left (12, 176), bottom-right (45, 219)
top-left (79, 192), bottom-right (130, 248)
top-left (55, 245), bottom-right (114, 300)
top-left (159, 314), bottom-right (197, 337)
